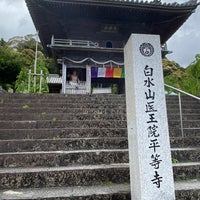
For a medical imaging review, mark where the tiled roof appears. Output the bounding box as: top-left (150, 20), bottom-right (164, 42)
top-left (26, 0), bottom-right (199, 56)
top-left (27, 0), bottom-right (199, 8)
top-left (102, 0), bottom-right (199, 7)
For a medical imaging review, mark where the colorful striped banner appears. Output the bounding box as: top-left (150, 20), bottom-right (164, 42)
top-left (105, 67), bottom-right (114, 78)
top-left (91, 67), bottom-right (124, 78)
top-left (113, 68), bottom-right (122, 78)
top-left (91, 67), bottom-right (98, 78)
top-left (97, 67), bottom-right (106, 78)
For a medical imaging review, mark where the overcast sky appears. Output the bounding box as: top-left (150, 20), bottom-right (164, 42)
top-left (0, 0), bottom-right (199, 67)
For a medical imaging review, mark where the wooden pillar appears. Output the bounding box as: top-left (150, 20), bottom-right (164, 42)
top-left (86, 65), bottom-right (91, 94)
top-left (62, 60), bottom-right (67, 94)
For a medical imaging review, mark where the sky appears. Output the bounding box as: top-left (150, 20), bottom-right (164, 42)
top-left (0, 0), bottom-right (199, 67)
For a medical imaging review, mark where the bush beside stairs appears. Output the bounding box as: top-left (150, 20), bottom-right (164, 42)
top-left (0, 94), bottom-right (199, 200)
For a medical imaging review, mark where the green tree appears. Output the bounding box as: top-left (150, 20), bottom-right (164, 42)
top-left (163, 58), bottom-right (185, 94)
top-left (45, 58), bottom-right (58, 74)
top-left (181, 54), bottom-right (200, 95)
top-left (0, 34), bottom-right (57, 93)
top-left (164, 55), bottom-right (200, 96)
top-left (15, 59), bottom-right (49, 93)
top-left (0, 44), bottom-right (24, 91)
top-left (163, 57), bottom-right (184, 77)
top-left (0, 38), bottom-right (6, 47)
top-left (7, 34), bottom-right (44, 53)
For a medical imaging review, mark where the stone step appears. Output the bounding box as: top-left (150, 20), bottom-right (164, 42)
top-left (173, 162), bottom-right (200, 181)
top-left (0, 97), bottom-right (189, 105)
top-left (0, 93), bottom-right (199, 199)
top-left (1, 101), bottom-right (200, 109)
top-left (0, 163), bottom-right (199, 189)
top-left (1, 136), bottom-right (200, 153)
top-left (0, 98), bottom-right (199, 107)
top-left (168, 107), bottom-right (200, 113)
top-left (1, 101), bottom-right (199, 109)
top-left (0, 113), bottom-right (127, 121)
top-left (168, 120), bottom-right (200, 128)
top-left (0, 125), bottom-right (191, 138)
top-left (0, 120), bottom-right (127, 129)
top-left (1, 180), bottom-right (199, 200)
top-left (1, 95), bottom-right (199, 107)
top-left (168, 104), bottom-right (200, 109)
top-left (0, 100), bottom-right (126, 106)
top-left (168, 114), bottom-right (200, 121)
top-left (0, 128), bottom-right (127, 140)
top-left (0, 95), bottom-right (125, 99)
top-left (0, 184), bottom-right (131, 200)
top-left (166, 97), bottom-right (200, 102)
top-left (170, 137), bottom-right (200, 148)
top-left (0, 103), bottom-right (127, 109)
top-left (0, 94), bottom-right (125, 101)
top-left (0, 164), bottom-right (129, 189)
top-left (182, 128), bottom-right (200, 137)
top-left (0, 107), bottom-right (199, 116)
top-left (0, 95), bottom-right (198, 105)
top-left (0, 148), bottom-right (199, 169)
top-left (171, 148), bottom-right (200, 163)
top-left (166, 128), bottom-right (200, 137)
top-left (1, 113), bottom-right (200, 121)
top-left (175, 179), bottom-right (200, 200)
top-left (0, 93), bottom-right (197, 99)
top-left (0, 107), bottom-right (127, 114)
top-left (0, 149), bottom-right (129, 168)
top-left (0, 120), bottom-right (199, 132)
top-left (0, 96), bottom-right (126, 101)
top-left (0, 137), bottom-right (128, 153)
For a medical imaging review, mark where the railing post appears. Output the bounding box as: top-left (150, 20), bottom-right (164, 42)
top-left (34, 31), bottom-right (39, 93)
top-left (28, 69), bottom-right (31, 93)
top-left (39, 70), bottom-right (43, 93)
top-left (61, 60), bottom-right (67, 94)
top-left (51, 35), bottom-right (54, 45)
top-left (178, 92), bottom-right (184, 137)
top-left (86, 65), bottom-right (91, 94)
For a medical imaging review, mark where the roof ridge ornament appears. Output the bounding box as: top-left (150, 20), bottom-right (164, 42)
top-left (148, 0), bottom-right (199, 6)
top-left (187, 0), bottom-right (198, 4)
top-left (152, 0), bottom-right (161, 4)
top-left (181, 0), bottom-right (199, 6)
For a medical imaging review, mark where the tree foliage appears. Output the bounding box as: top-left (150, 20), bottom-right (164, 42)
top-left (0, 42), bottom-right (23, 90)
top-left (164, 55), bottom-right (200, 96)
top-left (7, 34), bottom-right (43, 53)
top-left (15, 59), bottom-right (49, 93)
top-left (0, 34), bottom-right (57, 93)
top-left (163, 58), bottom-right (184, 77)
top-left (181, 54), bottom-right (200, 95)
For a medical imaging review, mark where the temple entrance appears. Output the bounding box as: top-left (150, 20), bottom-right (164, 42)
top-left (66, 67), bottom-right (87, 94)
top-left (61, 58), bottom-right (125, 95)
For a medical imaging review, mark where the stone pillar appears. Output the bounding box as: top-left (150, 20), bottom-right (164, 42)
top-left (86, 65), bottom-right (91, 94)
top-left (124, 34), bottom-right (175, 200)
top-left (61, 60), bottom-right (67, 94)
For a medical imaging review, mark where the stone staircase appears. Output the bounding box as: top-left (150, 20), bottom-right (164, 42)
top-left (0, 94), bottom-right (199, 200)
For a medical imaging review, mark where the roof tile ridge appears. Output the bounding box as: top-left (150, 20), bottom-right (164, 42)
top-left (105, 0), bottom-right (199, 7)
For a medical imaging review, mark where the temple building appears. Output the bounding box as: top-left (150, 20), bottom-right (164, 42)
top-left (26, 0), bottom-right (199, 94)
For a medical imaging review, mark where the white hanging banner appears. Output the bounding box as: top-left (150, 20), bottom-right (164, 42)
top-left (97, 67), bottom-right (106, 78)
